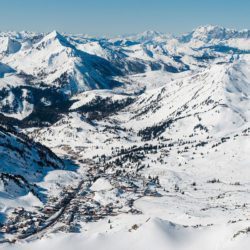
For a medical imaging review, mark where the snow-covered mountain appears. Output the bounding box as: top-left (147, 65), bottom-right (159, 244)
top-left (0, 26), bottom-right (250, 249)
top-left (0, 25), bottom-right (248, 121)
top-left (181, 25), bottom-right (250, 43)
top-left (0, 124), bottom-right (67, 227)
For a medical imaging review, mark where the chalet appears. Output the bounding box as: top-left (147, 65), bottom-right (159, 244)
top-left (43, 206), bottom-right (57, 214)
top-left (13, 207), bottom-right (24, 215)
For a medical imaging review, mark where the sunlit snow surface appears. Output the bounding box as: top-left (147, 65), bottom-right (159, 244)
top-left (0, 26), bottom-right (250, 249)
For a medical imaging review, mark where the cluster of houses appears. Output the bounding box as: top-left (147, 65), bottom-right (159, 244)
top-left (0, 207), bottom-right (45, 235)
top-left (53, 161), bottom-right (162, 231)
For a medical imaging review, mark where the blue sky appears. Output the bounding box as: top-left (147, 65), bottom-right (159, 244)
top-left (1, 0), bottom-right (249, 36)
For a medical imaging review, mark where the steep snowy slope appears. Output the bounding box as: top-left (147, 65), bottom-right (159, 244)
top-left (0, 63), bottom-right (15, 78)
top-left (123, 55), bottom-right (250, 137)
top-left (0, 37), bottom-right (21, 56)
top-left (2, 31), bottom-right (122, 95)
top-left (0, 124), bottom-right (66, 224)
top-left (0, 26), bottom-right (250, 249)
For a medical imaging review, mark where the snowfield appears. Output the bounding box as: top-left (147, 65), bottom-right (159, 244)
top-left (0, 25), bottom-right (249, 249)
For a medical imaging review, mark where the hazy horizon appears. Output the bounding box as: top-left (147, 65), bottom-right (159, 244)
top-left (0, 0), bottom-right (249, 36)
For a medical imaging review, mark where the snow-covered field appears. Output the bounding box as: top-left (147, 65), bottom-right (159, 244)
top-left (0, 25), bottom-right (249, 249)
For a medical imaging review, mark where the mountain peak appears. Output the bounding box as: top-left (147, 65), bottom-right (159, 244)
top-left (37, 30), bottom-right (72, 48)
top-left (120, 30), bottom-right (171, 44)
top-left (140, 30), bottom-right (163, 36)
top-left (193, 24), bottom-right (225, 32)
top-left (46, 30), bottom-right (65, 41)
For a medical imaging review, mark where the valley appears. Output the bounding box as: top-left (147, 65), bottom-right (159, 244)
top-left (0, 25), bottom-right (249, 249)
